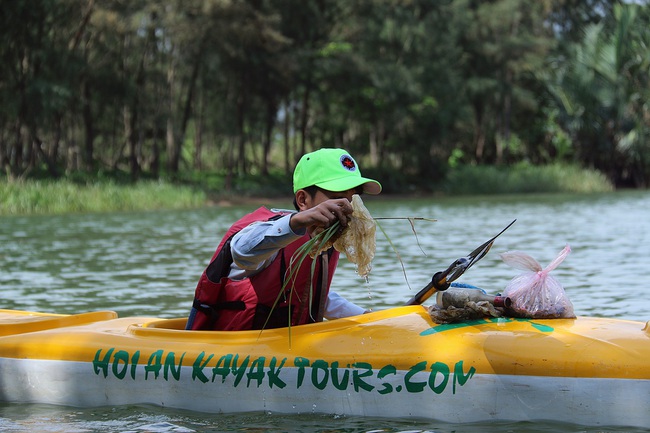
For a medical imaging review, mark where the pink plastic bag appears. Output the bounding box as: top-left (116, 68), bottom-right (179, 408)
top-left (500, 245), bottom-right (575, 319)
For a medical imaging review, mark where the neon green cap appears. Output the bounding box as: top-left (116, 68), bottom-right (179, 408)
top-left (293, 148), bottom-right (382, 195)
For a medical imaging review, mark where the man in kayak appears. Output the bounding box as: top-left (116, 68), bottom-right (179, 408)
top-left (186, 148), bottom-right (382, 331)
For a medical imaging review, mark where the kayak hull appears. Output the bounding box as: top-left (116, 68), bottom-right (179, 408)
top-left (0, 307), bottom-right (648, 427)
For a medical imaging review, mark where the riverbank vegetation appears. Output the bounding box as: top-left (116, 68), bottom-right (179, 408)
top-left (442, 163), bottom-right (614, 195)
top-left (1, 1), bottom-right (648, 202)
top-left (1, 163), bottom-right (614, 215)
top-left (0, 179), bottom-right (207, 216)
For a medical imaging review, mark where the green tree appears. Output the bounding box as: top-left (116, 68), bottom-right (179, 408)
top-left (0, 0), bottom-right (89, 179)
top-left (547, 3), bottom-right (650, 187)
top-left (453, 0), bottom-right (555, 165)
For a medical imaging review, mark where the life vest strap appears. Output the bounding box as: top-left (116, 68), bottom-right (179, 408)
top-left (192, 298), bottom-right (246, 328)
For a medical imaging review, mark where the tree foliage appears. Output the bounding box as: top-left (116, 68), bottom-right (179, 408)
top-left (1, 0), bottom-right (648, 189)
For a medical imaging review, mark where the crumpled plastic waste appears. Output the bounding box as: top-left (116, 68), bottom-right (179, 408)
top-left (332, 194), bottom-right (376, 280)
top-left (500, 245), bottom-right (575, 319)
top-left (429, 301), bottom-right (504, 324)
top-left (428, 285), bottom-right (509, 324)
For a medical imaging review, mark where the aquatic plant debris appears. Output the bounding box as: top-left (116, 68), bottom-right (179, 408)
top-left (332, 194), bottom-right (376, 279)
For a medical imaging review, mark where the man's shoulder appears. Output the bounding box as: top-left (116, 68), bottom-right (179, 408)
top-left (248, 206), bottom-right (293, 221)
top-left (231, 207), bottom-right (293, 231)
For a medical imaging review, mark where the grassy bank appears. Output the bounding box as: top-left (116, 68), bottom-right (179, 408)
top-left (1, 163), bottom-right (614, 216)
top-left (0, 180), bottom-right (207, 216)
top-left (441, 163), bottom-right (614, 195)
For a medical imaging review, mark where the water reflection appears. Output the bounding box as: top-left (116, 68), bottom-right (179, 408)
top-left (1, 191), bottom-right (649, 321)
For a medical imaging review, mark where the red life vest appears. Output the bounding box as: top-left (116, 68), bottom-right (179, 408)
top-left (189, 207), bottom-right (339, 331)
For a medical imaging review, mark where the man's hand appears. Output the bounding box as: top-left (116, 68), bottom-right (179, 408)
top-left (289, 198), bottom-right (352, 235)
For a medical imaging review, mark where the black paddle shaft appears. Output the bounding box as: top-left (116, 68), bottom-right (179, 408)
top-left (405, 262), bottom-right (462, 306)
top-left (405, 220), bottom-right (516, 306)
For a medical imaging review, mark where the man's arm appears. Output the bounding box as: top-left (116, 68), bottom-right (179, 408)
top-left (230, 214), bottom-right (304, 273)
top-left (324, 291), bottom-right (366, 319)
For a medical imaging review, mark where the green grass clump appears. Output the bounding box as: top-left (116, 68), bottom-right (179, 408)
top-left (0, 180), bottom-right (206, 216)
top-left (442, 163), bottom-right (614, 195)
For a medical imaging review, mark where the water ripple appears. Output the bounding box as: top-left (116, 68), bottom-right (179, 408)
top-left (1, 192), bottom-right (649, 321)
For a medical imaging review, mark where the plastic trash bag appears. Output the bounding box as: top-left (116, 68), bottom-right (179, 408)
top-left (500, 245), bottom-right (575, 319)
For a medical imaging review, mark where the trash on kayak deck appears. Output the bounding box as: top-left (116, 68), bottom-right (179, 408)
top-left (429, 286), bottom-right (511, 324)
top-left (428, 244), bottom-right (575, 324)
top-left (500, 244), bottom-right (575, 319)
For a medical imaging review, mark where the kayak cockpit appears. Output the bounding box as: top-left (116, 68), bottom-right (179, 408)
top-left (143, 318), bottom-right (187, 330)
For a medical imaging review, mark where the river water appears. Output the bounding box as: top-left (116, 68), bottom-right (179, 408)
top-left (1, 191), bottom-right (649, 432)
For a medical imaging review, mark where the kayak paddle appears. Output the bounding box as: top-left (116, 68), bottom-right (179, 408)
top-left (405, 219), bottom-right (516, 305)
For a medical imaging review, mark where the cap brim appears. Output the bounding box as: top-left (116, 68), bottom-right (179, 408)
top-left (315, 177), bottom-right (382, 195)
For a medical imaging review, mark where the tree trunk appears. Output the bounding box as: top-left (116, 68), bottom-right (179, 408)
top-left (261, 100), bottom-right (277, 176)
top-left (125, 31), bottom-right (146, 180)
top-left (283, 99), bottom-right (291, 174)
top-left (225, 138), bottom-right (235, 192)
top-left (166, 56), bottom-right (180, 174)
top-left (82, 77), bottom-right (95, 171)
top-left (193, 91), bottom-right (205, 171)
top-left (236, 93), bottom-right (247, 174)
top-left (50, 114), bottom-right (62, 162)
top-left (31, 134), bottom-right (59, 177)
top-left (496, 69), bottom-right (513, 165)
top-left (127, 103), bottom-right (140, 180)
top-left (299, 79), bottom-right (312, 156)
top-left (166, 116), bottom-right (178, 173)
top-left (369, 121), bottom-right (383, 166)
top-left (473, 102), bottom-right (485, 163)
top-left (150, 136), bottom-right (160, 177)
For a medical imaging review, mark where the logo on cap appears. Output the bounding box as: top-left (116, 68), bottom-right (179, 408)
top-left (340, 154), bottom-right (356, 172)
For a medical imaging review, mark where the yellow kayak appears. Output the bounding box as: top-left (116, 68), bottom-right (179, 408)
top-left (0, 306), bottom-right (648, 427)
